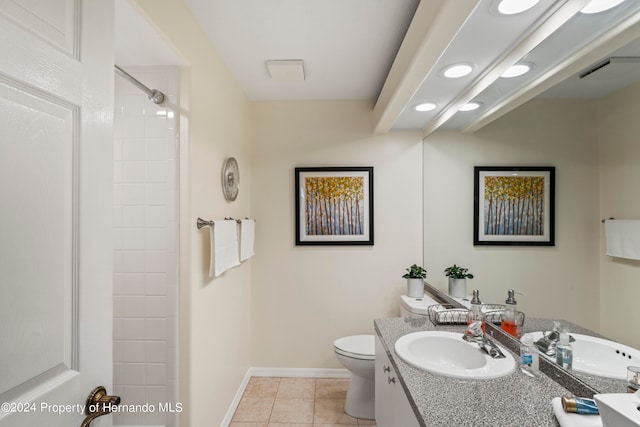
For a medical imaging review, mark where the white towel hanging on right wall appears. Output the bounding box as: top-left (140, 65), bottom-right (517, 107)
top-left (239, 219), bottom-right (255, 261)
top-left (604, 219), bottom-right (640, 261)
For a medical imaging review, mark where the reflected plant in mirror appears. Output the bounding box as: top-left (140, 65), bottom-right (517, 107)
top-left (444, 264), bottom-right (473, 298)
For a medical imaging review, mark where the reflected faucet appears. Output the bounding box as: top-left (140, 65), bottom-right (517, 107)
top-left (534, 321), bottom-right (575, 356)
top-left (463, 321), bottom-right (506, 359)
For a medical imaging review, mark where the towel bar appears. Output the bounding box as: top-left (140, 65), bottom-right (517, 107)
top-left (196, 217), bottom-right (255, 229)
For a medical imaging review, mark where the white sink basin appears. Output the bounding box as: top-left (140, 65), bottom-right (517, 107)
top-left (531, 332), bottom-right (640, 379)
top-left (394, 331), bottom-right (516, 379)
top-left (594, 391), bottom-right (640, 427)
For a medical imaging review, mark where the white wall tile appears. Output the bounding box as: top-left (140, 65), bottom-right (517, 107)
top-left (123, 139), bottom-right (146, 161)
top-left (122, 161), bottom-right (146, 183)
top-left (145, 363), bottom-right (167, 386)
top-left (113, 138), bottom-right (122, 160)
top-left (122, 228), bottom-right (145, 251)
top-left (114, 295), bottom-right (145, 318)
top-left (145, 161), bottom-right (168, 183)
top-left (115, 273), bottom-right (145, 295)
top-left (122, 363), bottom-right (146, 386)
top-left (122, 206), bottom-right (146, 227)
top-left (123, 341), bottom-right (147, 363)
top-left (122, 94), bottom-right (145, 116)
top-left (145, 229), bottom-right (167, 250)
top-left (145, 183), bottom-right (167, 205)
top-left (122, 116), bottom-right (145, 138)
top-left (121, 251), bottom-right (145, 273)
top-left (113, 206), bottom-right (122, 228)
top-left (145, 274), bottom-right (167, 295)
top-left (121, 318), bottom-right (147, 340)
top-left (114, 67), bottom-right (179, 422)
top-left (121, 183), bottom-right (145, 205)
top-left (146, 385), bottom-right (168, 406)
top-left (113, 340), bottom-right (124, 363)
top-left (145, 206), bottom-right (167, 227)
top-left (145, 318), bottom-right (167, 340)
top-left (145, 116), bottom-right (167, 139)
top-left (144, 253), bottom-right (167, 273)
top-left (144, 296), bottom-right (167, 318)
top-left (146, 341), bottom-right (167, 363)
top-left (145, 141), bottom-right (167, 161)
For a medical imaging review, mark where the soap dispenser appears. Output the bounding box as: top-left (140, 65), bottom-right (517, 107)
top-left (520, 333), bottom-right (539, 377)
top-left (556, 331), bottom-right (573, 370)
top-left (467, 289), bottom-right (485, 333)
top-left (501, 289), bottom-right (521, 338)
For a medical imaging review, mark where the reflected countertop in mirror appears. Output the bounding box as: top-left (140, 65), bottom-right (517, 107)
top-left (423, 282), bottom-right (632, 396)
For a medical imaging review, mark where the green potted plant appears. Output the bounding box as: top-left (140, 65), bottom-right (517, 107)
top-left (444, 264), bottom-right (473, 298)
top-left (402, 264), bottom-right (427, 298)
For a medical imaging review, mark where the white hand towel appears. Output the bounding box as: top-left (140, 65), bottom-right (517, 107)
top-left (552, 397), bottom-right (602, 427)
top-left (239, 219), bottom-right (255, 261)
top-left (605, 219), bottom-right (640, 260)
top-left (209, 220), bottom-right (240, 277)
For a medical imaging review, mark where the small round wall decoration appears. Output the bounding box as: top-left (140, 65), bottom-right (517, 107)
top-left (222, 157), bottom-right (239, 201)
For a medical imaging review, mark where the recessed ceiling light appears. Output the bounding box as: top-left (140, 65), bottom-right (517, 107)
top-left (580, 0), bottom-right (625, 14)
top-left (415, 103), bottom-right (437, 112)
top-left (459, 102), bottom-right (481, 112)
top-left (501, 63), bottom-right (532, 78)
top-left (498, 0), bottom-right (540, 15)
top-left (443, 64), bottom-right (474, 79)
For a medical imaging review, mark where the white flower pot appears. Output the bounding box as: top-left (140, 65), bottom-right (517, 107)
top-left (448, 278), bottom-right (467, 298)
top-left (406, 278), bottom-right (424, 298)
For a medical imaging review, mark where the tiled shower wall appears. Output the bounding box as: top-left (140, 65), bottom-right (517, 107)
top-left (113, 67), bottom-right (179, 427)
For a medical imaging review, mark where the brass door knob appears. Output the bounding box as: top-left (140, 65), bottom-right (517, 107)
top-left (81, 386), bottom-right (121, 427)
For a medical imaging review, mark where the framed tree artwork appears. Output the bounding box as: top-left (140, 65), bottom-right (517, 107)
top-left (295, 167), bottom-right (374, 245)
top-left (474, 166), bottom-right (555, 246)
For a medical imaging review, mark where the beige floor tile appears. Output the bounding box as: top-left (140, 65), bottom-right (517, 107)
top-left (232, 397), bottom-right (275, 423)
top-left (230, 423), bottom-right (268, 427)
top-left (244, 377), bottom-right (281, 398)
top-left (270, 398), bottom-right (315, 423)
top-left (316, 378), bottom-right (349, 399)
top-left (268, 424), bottom-right (313, 427)
top-left (277, 377), bottom-right (316, 398)
top-left (314, 398), bottom-right (358, 425)
top-left (312, 424), bottom-right (359, 427)
top-left (357, 418), bottom-right (376, 425)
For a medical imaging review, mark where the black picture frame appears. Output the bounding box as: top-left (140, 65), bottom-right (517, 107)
top-left (474, 166), bottom-right (555, 246)
top-left (295, 166), bottom-right (374, 246)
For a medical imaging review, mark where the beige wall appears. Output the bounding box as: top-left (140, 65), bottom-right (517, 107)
top-left (423, 99), bottom-right (601, 331)
top-left (132, 1), bottom-right (252, 425)
top-left (596, 82), bottom-right (640, 349)
top-left (250, 100), bottom-right (423, 368)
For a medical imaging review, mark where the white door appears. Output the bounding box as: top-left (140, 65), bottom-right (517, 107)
top-left (0, 1), bottom-right (114, 426)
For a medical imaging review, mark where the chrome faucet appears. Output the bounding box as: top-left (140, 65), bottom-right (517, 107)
top-left (534, 322), bottom-right (575, 356)
top-left (462, 321), bottom-right (506, 359)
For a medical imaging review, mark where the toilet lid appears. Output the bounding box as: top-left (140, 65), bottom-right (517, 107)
top-left (334, 335), bottom-right (375, 359)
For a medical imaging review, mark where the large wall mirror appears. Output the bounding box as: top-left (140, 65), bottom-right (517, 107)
top-left (423, 5), bottom-right (640, 395)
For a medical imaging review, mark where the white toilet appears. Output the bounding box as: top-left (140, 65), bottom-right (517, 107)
top-left (333, 334), bottom-right (375, 420)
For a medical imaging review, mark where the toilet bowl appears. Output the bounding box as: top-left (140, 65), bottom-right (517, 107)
top-left (333, 335), bottom-right (375, 420)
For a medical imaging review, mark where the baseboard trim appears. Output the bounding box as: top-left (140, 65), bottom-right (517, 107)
top-left (249, 367), bottom-right (350, 378)
top-left (220, 367), bottom-right (351, 427)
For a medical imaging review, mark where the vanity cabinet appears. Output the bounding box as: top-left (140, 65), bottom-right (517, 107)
top-left (375, 336), bottom-right (420, 427)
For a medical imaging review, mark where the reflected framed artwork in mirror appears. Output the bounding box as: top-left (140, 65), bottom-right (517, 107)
top-left (474, 166), bottom-right (555, 246)
top-left (295, 166), bottom-right (374, 245)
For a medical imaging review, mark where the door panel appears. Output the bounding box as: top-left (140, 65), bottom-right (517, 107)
top-left (0, 0), bottom-right (114, 426)
top-left (0, 80), bottom-right (77, 397)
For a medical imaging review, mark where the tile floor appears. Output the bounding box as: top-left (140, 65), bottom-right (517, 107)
top-left (229, 377), bottom-right (376, 426)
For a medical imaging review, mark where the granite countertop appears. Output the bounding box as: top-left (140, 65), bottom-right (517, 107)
top-left (374, 317), bottom-right (568, 427)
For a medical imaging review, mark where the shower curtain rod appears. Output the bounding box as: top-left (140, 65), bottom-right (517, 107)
top-left (114, 64), bottom-right (165, 105)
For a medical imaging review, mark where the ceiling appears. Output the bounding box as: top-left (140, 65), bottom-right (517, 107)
top-left (116, 0), bottom-right (640, 135)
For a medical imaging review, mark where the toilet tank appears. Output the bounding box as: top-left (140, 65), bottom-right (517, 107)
top-left (400, 294), bottom-right (440, 318)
